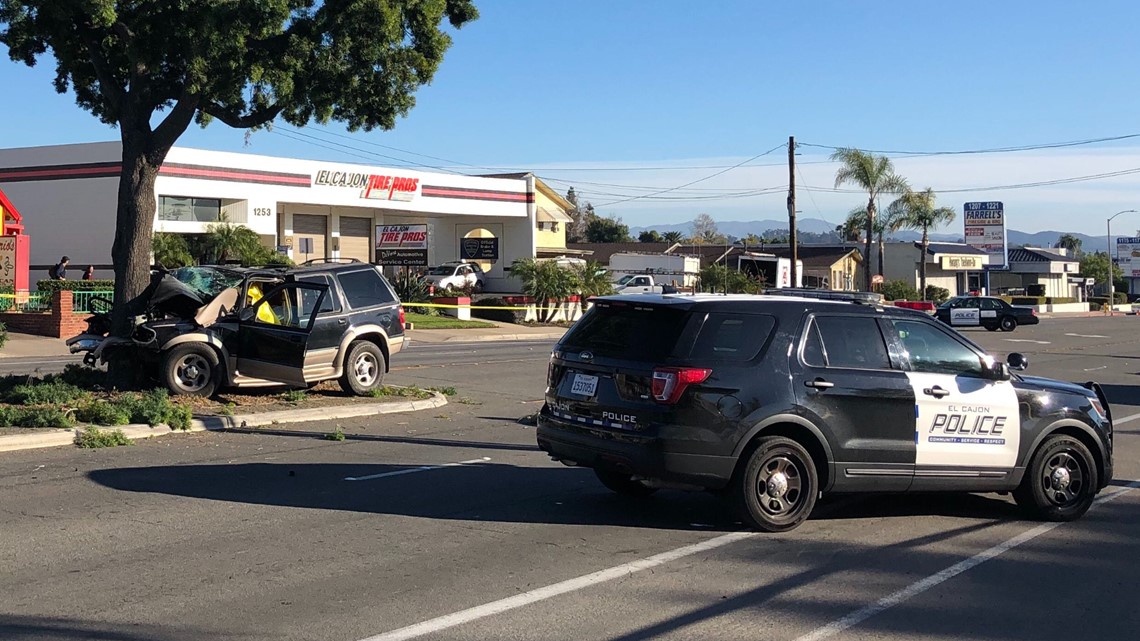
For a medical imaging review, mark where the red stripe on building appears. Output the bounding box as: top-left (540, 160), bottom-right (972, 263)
top-left (0, 163), bottom-right (121, 182)
top-left (421, 186), bottom-right (532, 203)
top-left (159, 165), bottom-right (311, 186)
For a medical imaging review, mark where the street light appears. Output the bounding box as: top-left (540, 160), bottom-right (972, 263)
top-left (1106, 209), bottom-right (1137, 315)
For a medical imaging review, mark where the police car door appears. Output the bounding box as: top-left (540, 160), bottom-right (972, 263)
top-left (948, 297), bottom-right (982, 327)
top-left (888, 318), bottom-right (1021, 490)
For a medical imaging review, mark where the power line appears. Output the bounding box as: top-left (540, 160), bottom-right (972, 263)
top-left (591, 143), bottom-right (788, 207)
top-left (798, 133), bottom-right (1140, 157)
top-left (799, 165), bottom-right (1140, 195)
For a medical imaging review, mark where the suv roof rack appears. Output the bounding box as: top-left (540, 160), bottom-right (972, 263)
top-left (763, 288), bottom-right (884, 305)
top-left (299, 258), bottom-right (363, 266)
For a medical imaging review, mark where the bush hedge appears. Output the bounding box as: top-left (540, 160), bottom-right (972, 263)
top-left (36, 279), bottom-right (115, 292)
top-left (0, 321), bottom-right (7, 350)
top-left (472, 297), bottom-right (526, 324)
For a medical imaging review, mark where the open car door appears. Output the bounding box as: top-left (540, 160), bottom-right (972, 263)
top-left (236, 282), bottom-right (328, 386)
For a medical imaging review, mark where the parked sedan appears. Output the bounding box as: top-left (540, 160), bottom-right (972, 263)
top-left (935, 295), bottom-right (1039, 331)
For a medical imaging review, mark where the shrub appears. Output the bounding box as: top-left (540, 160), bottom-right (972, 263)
top-left (75, 427), bottom-right (132, 448)
top-left (0, 405), bottom-right (17, 426)
top-left (698, 264), bottom-right (762, 294)
top-left (164, 404), bottom-right (193, 431)
top-left (75, 400), bottom-right (132, 426)
top-left (576, 261), bottom-right (614, 298)
top-left (153, 232), bottom-right (195, 269)
top-left (509, 258), bottom-right (581, 322)
top-left (472, 297), bottom-right (524, 323)
top-left (281, 389), bottom-right (307, 404)
top-left (116, 389), bottom-right (191, 429)
top-left (4, 380), bottom-right (87, 405)
top-left (36, 279), bottom-right (116, 293)
top-left (0, 321), bottom-right (6, 350)
top-left (881, 280), bottom-right (920, 301)
top-left (15, 406), bottom-right (75, 429)
top-left (57, 364), bottom-right (109, 390)
top-left (392, 269), bottom-right (433, 304)
top-left (924, 285), bottom-right (951, 304)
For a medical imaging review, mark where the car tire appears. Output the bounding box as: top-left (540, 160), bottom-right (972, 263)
top-left (1000, 315), bottom-right (1017, 331)
top-left (594, 468), bottom-right (657, 497)
top-left (161, 343), bottom-right (220, 397)
top-left (474, 280), bottom-right (485, 294)
top-left (985, 325), bottom-right (999, 332)
top-left (338, 340), bottom-right (386, 396)
top-left (1014, 435), bottom-right (1098, 522)
top-left (735, 436), bottom-right (818, 532)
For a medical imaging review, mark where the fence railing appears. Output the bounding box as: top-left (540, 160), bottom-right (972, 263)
top-left (71, 291), bottom-right (115, 314)
top-left (0, 292), bottom-right (52, 313)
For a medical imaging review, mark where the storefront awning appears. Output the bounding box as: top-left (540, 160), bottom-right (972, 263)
top-left (537, 206), bottom-right (573, 223)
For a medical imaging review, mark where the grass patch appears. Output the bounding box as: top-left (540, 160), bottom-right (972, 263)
top-left (75, 426), bottom-right (133, 448)
top-left (281, 389), bottom-right (307, 404)
top-left (75, 400), bottom-right (131, 426)
top-left (429, 386), bottom-right (458, 396)
top-left (324, 427), bottom-right (346, 441)
top-left (14, 407), bottom-right (76, 429)
top-left (368, 385), bottom-right (433, 400)
top-left (405, 312), bottom-right (495, 330)
top-left (457, 397), bottom-right (481, 405)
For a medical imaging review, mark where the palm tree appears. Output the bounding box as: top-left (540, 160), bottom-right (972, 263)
top-left (888, 188), bottom-right (957, 297)
top-left (831, 148), bottom-right (909, 290)
top-left (662, 231), bottom-right (685, 245)
top-left (843, 205), bottom-right (907, 277)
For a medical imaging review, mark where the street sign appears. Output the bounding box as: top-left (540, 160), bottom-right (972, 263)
top-left (963, 202), bottom-right (1006, 270)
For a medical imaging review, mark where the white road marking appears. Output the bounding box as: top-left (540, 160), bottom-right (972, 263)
top-left (1084, 366), bottom-right (1108, 371)
top-left (1114, 411), bottom-right (1140, 425)
top-left (343, 457), bottom-right (491, 482)
top-left (1066, 333), bottom-right (1109, 338)
top-left (791, 479), bottom-right (1140, 641)
top-left (357, 531), bottom-right (756, 641)
top-left (1004, 339), bottom-right (1051, 344)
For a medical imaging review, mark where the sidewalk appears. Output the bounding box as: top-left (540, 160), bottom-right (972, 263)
top-left (407, 322), bottom-right (567, 343)
top-left (0, 332), bottom-right (72, 359)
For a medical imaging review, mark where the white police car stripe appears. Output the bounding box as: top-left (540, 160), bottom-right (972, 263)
top-left (906, 372), bottom-right (1020, 468)
top-left (551, 409), bottom-right (635, 431)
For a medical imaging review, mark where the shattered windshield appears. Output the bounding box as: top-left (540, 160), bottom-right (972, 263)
top-left (170, 267), bottom-right (245, 301)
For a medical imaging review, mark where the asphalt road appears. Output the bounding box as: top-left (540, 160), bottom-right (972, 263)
top-left (2, 317), bottom-right (1139, 641)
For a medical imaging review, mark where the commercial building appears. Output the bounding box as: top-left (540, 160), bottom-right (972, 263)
top-left (987, 247), bottom-right (1084, 299)
top-left (875, 241), bottom-right (990, 296)
top-left (0, 142), bottom-right (572, 291)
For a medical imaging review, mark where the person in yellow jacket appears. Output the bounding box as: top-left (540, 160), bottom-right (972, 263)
top-left (245, 282), bottom-right (280, 324)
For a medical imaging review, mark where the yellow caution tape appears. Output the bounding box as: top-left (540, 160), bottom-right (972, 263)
top-left (402, 301), bottom-right (580, 311)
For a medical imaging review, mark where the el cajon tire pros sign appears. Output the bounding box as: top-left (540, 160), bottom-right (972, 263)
top-left (376, 225), bottom-right (428, 266)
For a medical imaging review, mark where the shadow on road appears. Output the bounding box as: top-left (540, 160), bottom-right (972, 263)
top-left (0, 615), bottom-right (203, 641)
top-left (222, 426), bottom-right (540, 452)
top-left (88, 462), bottom-right (1035, 531)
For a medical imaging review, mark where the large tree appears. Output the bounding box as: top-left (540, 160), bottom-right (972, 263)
top-left (888, 188), bottom-right (956, 298)
top-left (1055, 233), bottom-right (1083, 257)
top-left (1, 0), bottom-right (477, 334)
top-left (690, 213), bottom-right (725, 244)
top-left (831, 148), bottom-right (909, 290)
top-left (585, 216), bottom-right (631, 243)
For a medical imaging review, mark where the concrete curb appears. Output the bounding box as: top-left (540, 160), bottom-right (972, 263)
top-left (0, 391), bottom-right (448, 454)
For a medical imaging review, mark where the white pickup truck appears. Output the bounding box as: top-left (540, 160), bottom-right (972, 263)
top-left (613, 274), bottom-right (679, 294)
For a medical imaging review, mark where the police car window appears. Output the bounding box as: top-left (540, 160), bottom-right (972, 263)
top-left (691, 313), bottom-right (774, 362)
top-left (982, 298), bottom-right (1002, 310)
top-left (560, 304), bottom-right (691, 360)
top-left (336, 269), bottom-right (397, 309)
top-left (813, 316), bottom-right (891, 370)
top-left (802, 321), bottom-right (826, 368)
top-left (893, 320), bottom-right (984, 376)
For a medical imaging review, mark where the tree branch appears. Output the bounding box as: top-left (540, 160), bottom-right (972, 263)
top-left (80, 30), bottom-right (125, 116)
top-left (152, 88), bottom-right (200, 151)
top-left (203, 102), bottom-right (283, 129)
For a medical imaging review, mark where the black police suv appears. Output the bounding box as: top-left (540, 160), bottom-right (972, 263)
top-left (537, 291), bottom-right (1113, 532)
top-left (935, 295), bottom-right (1039, 332)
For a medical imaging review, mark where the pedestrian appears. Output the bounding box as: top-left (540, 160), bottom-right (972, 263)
top-left (49, 255), bottom-right (70, 280)
top-left (82, 266), bottom-right (95, 281)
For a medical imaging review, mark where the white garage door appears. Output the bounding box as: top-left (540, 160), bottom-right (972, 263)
top-left (293, 214), bottom-right (327, 263)
top-left (339, 216), bottom-right (372, 263)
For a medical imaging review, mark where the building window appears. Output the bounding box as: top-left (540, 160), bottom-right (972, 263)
top-left (159, 196), bottom-right (222, 222)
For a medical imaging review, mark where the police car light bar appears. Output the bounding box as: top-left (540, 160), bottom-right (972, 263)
top-left (763, 288), bottom-right (884, 305)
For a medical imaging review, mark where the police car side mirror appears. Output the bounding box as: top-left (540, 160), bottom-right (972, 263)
top-left (1006, 352), bottom-right (1028, 371)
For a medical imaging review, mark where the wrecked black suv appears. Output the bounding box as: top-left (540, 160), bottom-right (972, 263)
top-left (537, 290), bottom-right (1114, 532)
top-left (67, 260), bottom-right (406, 397)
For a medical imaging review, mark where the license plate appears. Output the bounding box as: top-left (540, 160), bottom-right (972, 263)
top-left (570, 373), bottom-right (599, 397)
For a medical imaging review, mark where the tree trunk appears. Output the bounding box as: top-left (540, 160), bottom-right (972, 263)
top-left (863, 196), bottom-right (875, 291)
top-left (919, 227), bottom-right (929, 300)
top-left (110, 138), bottom-right (165, 337)
top-left (877, 232), bottom-right (885, 278)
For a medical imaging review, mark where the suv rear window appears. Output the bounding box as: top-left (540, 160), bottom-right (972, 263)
top-left (560, 304), bottom-right (690, 361)
top-left (690, 313), bottom-right (774, 362)
top-left (336, 269), bottom-right (397, 309)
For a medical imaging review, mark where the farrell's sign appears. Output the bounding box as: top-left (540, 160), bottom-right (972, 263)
top-left (314, 169), bottom-right (420, 202)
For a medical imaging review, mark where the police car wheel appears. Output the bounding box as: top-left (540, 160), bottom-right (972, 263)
top-left (593, 468), bottom-right (658, 497)
top-left (985, 325), bottom-right (999, 332)
top-left (1000, 316), bottom-right (1017, 331)
top-left (1014, 435), bottom-right (1098, 522)
top-left (736, 436), bottom-right (818, 532)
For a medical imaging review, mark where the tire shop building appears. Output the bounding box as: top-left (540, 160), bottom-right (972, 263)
top-left (0, 142), bottom-right (573, 292)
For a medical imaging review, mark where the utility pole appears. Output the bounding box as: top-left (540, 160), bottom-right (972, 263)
top-left (787, 135), bottom-right (798, 288)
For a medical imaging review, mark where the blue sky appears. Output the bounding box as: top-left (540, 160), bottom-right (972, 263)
top-left (4, 0), bottom-right (1140, 234)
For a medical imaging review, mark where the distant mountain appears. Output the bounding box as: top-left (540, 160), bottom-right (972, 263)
top-left (632, 220), bottom-right (1110, 253)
